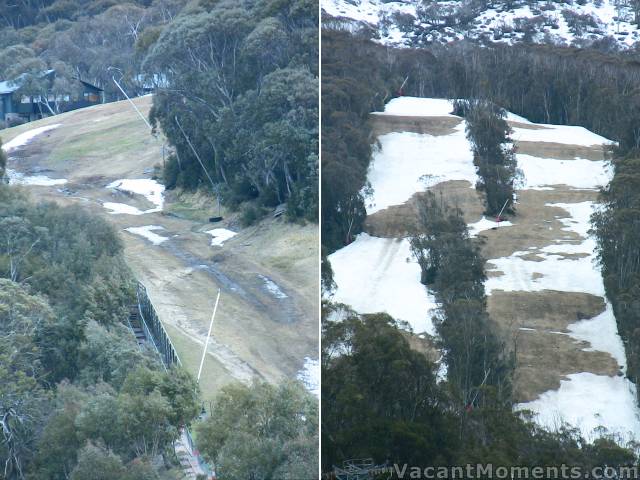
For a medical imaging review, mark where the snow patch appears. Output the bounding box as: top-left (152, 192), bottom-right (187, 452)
top-left (206, 228), bottom-right (236, 247)
top-left (103, 202), bottom-right (147, 216)
top-left (107, 179), bottom-right (164, 212)
top-left (258, 274), bottom-right (288, 299)
top-left (297, 357), bottom-right (320, 397)
top-left (518, 154), bottom-right (612, 191)
top-left (2, 124), bottom-right (61, 152)
top-left (329, 233), bottom-right (438, 335)
top-left (124, 225), bottom-right (169, 245)
top-left (379, 97), bottom-right (457, 117)
top-left (6, 169), bottom-right (67, 186)
top-left (468, 216), bottom-right (513, 237)
top-left (511, 124), bottom-right (614, 147)
top-left (516, 373), bottom-right (640, 443)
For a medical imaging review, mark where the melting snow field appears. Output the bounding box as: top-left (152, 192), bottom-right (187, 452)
top-left (206, 228), bottom-right (237, 247)
top-left (518, 154), bottom-right (612, 190)
top-left (124, 225), bottom-right (169, 245)
top-left (329, 233), bottom-right (438, 335)
top-left (366, 125), bottom-right (477, 214)
top-left (511, 124), bottom-right (614, 147)
top-left (7, 169), bottom-right (68, 186)
top-left (516, 373), bottom-right (640, 443)
top-left (329, 96), bottom-right (640, 443)
top-left (2, 124), bottom-right (61, 152)
top-left (107, 179), bottom-right (165, 213)
top-left (2, 124), bottom-right (68, 186)
top-left (297, 357), bottom-right (320, 397)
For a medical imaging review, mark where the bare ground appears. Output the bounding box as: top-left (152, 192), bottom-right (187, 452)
top-left (1, 98), bottom-right (318, 403)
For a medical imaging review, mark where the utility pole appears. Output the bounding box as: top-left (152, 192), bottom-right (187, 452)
top-left (197, 290), bottom-right (221, 383)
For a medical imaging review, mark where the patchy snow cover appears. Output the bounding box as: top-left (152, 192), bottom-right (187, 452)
top-left (516, 373), bottom-right (640, 442)
top-left (378, 97), bottom-right (456, 117)
top-left (329, 233), bottom-right (438, 335)
top-left (517, 154), bottom-right (612, 190)
top-left (124, 225), bottom-right (169, 245)
top-left (6, 169), bottom-right (67, 186)
top-left (468, 216), bottom-right (514, 237)
top-left (485, 202), bottom-right (603, 296)
top-left (322, 0), bottom-right (640, 49)
top-left (258, 274), bottom-right (288, 299)
top-left (297, 357), bottom-right (320, 397)
top-left (107, 179), bottom-right (165, 212)
top-left (366, 123), bottom-right (477, 214)
top-left (2, 124), bottom-right (61, 152)
top-left (206, 228), bottom-right (237, 247)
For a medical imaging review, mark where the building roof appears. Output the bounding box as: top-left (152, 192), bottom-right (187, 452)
top-left (0, 69), bottom-right (55, 95)
top-left (0, 70), bottom-right (102, 95)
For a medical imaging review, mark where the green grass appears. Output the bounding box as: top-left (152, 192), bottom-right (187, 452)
top-left (163, 322), bottom-right (233, 406)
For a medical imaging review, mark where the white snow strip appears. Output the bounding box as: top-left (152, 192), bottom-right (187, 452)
top-left (468, 216), bottom-right (514, 237)
top-left (297, 357), bottom-right (320, 397)
top-left (329, 233), bottom-right (438, 335)
top-left (6, 169), bottom-right (67, 186)
top-left (107, 179), bottom-right (165, 212)
top-left (1, 124), bottom-right (61, 152)
top-left (378, 97), bottom-right (457, 117)
top-left (103, 202), bottom-right (146, 215)
top-left (511, 124), bottom-right (614, 147)
top-left (124, 225), bottom-right (169, 245)
top-left (206, 228), bottom-right (237, 247)
top-left (258, 274), bottom-right (288, 299)
top-left (366, 124), bottom-right (477, 214)
top-left (516, 373), bottom-right (640, 443)
top-left (568, 303), bottom-right (628, 370)
top-left (518, 154), bottom-right (612, 190)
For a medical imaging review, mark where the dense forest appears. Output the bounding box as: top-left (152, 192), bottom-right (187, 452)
top-left (322, 26), bottom-right (640, 475)
top-left (0, 185), bottom-right (201, 479)
top-left (0, 0), bottom-right (318, 221)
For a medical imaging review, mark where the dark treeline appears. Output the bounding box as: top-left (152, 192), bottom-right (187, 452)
top-left (148, 0), bottom-right (318, 221)
top-left (322, 307), bottom-right (636, 474)
top-left (2, 0), bottom-right (319, 222)
top-left (593, 154), bottom-right (640, 387)
top-left (410, 193), bottom-right (513, 408)
top-left (322, 28), bottom-right (640, 255)
top-left (454, 99), bottom-right (520, 216)
top-left (0, 187), bottom-right (201, 480)
top-left (0, 0), bottom-right (187, 98)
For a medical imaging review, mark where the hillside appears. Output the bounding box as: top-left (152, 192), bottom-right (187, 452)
top-left (0, 97), bottom-right (319, 403)
top-left (322, 0), bottom-right (640, 48)
top-left (326, 97), bottom-right (640, 441)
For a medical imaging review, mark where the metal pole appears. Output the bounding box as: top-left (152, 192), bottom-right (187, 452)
top-left (197, 290), bottom-right (221, 383)
top-left (111, 75), bottom-right (153, 131)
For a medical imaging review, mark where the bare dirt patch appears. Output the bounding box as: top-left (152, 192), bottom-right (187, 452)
top-left (487, 290), bottom-right (619, 402)
top-left (369, 114), bottom-right (461, 137)
top-left (365, 180), bottom-right (484, 238)
top-left (515, 141), bottom-right (608, 161)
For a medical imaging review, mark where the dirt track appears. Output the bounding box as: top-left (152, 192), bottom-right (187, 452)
top-left (1, 98), bottom-right (318, 402)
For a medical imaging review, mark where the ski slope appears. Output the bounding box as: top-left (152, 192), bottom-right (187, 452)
top-left (328, 96), bottom-right (640, 442)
